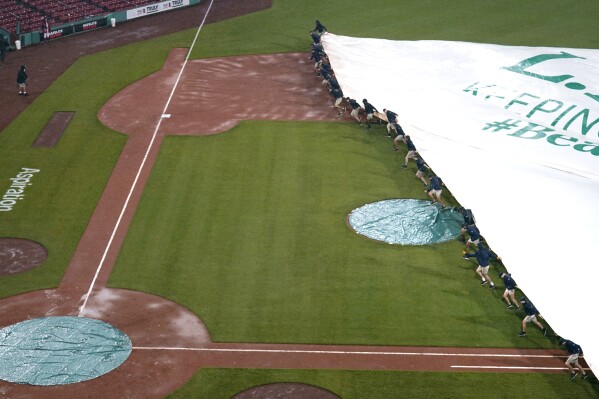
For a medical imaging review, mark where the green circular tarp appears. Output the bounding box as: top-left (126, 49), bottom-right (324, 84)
top-left (348, 199), bottom-right (463, 245)
top-left (0, 316), bottom-right (132, 386)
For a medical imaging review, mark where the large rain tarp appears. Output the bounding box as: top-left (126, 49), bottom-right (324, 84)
top-left (322, 33), bottom-right (599, 371)
top-left (0, 316), bottom-right (132, 386)
top-left (348, 199), bottom-right (462, 245)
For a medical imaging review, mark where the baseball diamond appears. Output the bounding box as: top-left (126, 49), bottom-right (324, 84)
top-left (0, 1), bottom-right (597, 398)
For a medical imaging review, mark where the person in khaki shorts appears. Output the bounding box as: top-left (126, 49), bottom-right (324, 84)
top-left (499, 272), bottom-right (520, 310)
top-left (401, 135), bottom-right (417, 168)
top-left (462, 244), bottom-right (498, 288)
top-left (414, 157), bottom-right (430, 187)
top-left (559, 338), bottom-right (590, 380)
top-left (382, 108), bottom-right (399, 137)
top-left (361, 98), bottom-right (378, 128)
top-left (347, 98), bottom-right (362, 124)
top-left (17, 65), bottom-right (29, 96)
top-left (330, 87), bottom-right (345, 116)
top-left (392, 122), bottom-right (406, 149)
top-left (518, 297), bottom-right (547, 337)
top-left (425, 175), bottom-right (446, 209)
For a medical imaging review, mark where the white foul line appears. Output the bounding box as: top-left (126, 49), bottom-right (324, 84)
top-left (131, 346), bottom-right (565, 358)
top-left (452, 365), bottom-right (592, 371)
top-left (78, 0), bottom-right (216, 316)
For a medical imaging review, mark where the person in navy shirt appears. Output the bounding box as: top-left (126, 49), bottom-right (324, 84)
top-left (320, 69), bottom-right (332, 87)
top-left (310, 31), bottom-right (321, 44)
top-left (347, 98), bottom-right (362, 124)
top-left (17, 65), bottom-right (29, 96)
top-left (362, 99), bottom-right (378, 128)
top-left (460, 207), bottom-right (475, 225)
top-left (316, 60), bottom-right (331, 80)
top-left (518, 297), bottom-right (547, 337)
top-left (310, 47), bottom-right (323, 71)
top-left (330, 87), bottom-right (345, 116)
top-left (402, 135), bottom-right (418, 167)
top-left (464, 223), bottom-right (481, 249)
top-left (311, 20), bottom-right (327, 35)
top-left (425, 174), bottom-right (446, 208)
top-left (392, 122), bottom-right (406, 149)
top-left (414, 157), bottom-right (429, 187)
top-left (463, 244), bottom-right (498, 288)
top-left (382, 108), bottom-right (399, 137)
top-left (559, 338), bottom-right (590, 380)
top-left (499, 272), bottom-right (520, 309)
top-left (457, 207), bottom-right (476, 242)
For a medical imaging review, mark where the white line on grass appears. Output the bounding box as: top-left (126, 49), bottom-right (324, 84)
top-left (452, 365), bottom-right (592, 371)
top-left (131, 346), bottom-right (565, 358)
top-left (78, 0), bottom-right (216, 316)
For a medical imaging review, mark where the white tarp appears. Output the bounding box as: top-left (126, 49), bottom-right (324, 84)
top-left (322, 33), bottom-right (599, 371)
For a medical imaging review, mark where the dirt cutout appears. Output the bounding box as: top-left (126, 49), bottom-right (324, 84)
top-left (233, 382), bottom-right (341, 399)
top-left (0, 238), bottom-right (47, 275)
top-left (32, 112), bottom-right (75, 147)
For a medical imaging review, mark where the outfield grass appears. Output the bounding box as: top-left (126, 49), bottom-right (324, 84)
top-left (109, 121), bottom-right (553, 348)
top-left (168, 368), bottom-right (599, 399)
top-left (190, 0), bottom-right (599, 60)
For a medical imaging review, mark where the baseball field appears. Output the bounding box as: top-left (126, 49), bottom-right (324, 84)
top-left (0, 0), bottom-right (598, 398)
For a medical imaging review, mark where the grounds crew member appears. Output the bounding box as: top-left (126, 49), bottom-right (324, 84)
top-left (17, 65), bottom-right (29, 96)
top-left (559, 338), bottom-right (590, 380)
top-left (463, 244), bottom-right (498, 288)
top-left (518, 297), bottom-right (547, 337)
top-left (499, 272), bottom-right (520, 309)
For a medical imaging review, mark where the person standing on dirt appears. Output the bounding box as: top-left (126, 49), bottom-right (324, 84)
top-left (518, 297), bottom-right (547, 337)
top-left (17, 65), bottom-right (29, 96)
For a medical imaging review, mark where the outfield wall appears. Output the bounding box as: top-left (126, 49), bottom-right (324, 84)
top-left (14, 0), bottom-right (201, 48)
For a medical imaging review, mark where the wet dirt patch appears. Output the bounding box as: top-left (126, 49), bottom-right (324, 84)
top-left (0, 237), bottom-right (48, 275)
top-left (33, 112), bottom-right (75, 147)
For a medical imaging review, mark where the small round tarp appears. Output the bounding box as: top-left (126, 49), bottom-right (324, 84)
top-left (348, 199), bottom-right (463, 245)
top-left (0, 316), bottom-right (132, 386)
